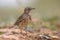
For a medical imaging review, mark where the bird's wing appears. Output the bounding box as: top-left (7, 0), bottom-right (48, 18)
top-left (14, 14), bottom-right (25, 25)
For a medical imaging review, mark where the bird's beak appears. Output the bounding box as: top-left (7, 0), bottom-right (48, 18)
top-left (31, 8), bottom-right (35, 10)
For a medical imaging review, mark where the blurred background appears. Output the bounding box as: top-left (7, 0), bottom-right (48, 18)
top-left (0, 0), bottom-right (60, 30)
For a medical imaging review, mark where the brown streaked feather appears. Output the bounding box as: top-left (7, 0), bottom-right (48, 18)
top-left (14, 14), bottom-right (24, 26)
top-left (14, 14), bottom-right (31, 27)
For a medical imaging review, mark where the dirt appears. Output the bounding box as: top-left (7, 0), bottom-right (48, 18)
top-left (0, 28), bottom-right (59, 40)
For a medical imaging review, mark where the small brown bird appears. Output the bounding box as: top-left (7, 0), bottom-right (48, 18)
top-left (14, 7), bottom-right (35, 34)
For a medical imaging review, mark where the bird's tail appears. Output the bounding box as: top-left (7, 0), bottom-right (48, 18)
top-left (9, 24), bottom-right (18, 29)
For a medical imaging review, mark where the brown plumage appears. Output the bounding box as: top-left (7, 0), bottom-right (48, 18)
top-left (14, 7), bottom-right (35, 34)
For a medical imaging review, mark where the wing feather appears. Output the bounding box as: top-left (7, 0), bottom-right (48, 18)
top-left (14, 14), bottom-right (25, 25)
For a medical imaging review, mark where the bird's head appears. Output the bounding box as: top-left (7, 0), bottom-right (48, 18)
top-left (24, 7), bottom-right (35, 14)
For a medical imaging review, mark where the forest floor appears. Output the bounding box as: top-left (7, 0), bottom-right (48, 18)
top-left (0, 28), bottom-right (59, 40)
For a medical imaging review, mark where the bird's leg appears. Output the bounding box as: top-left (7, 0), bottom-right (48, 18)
top-left (26, 26), bottom-right (27, 35)
top-left (26, 26), bottom-right (28, 37)
top-left (20, 27), bottom-right (23, 34)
